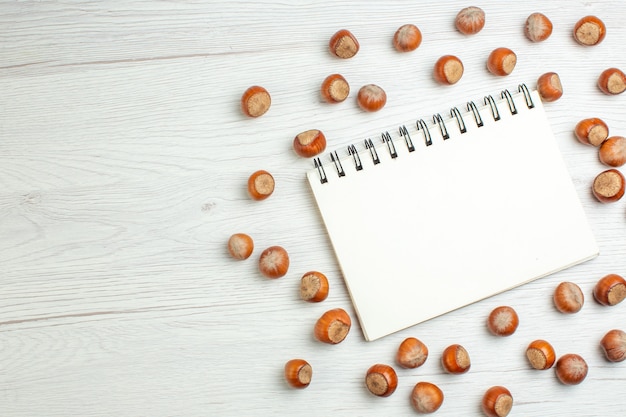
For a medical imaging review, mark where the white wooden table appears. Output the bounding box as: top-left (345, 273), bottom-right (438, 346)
top-left (2, 1), bottom-right (625, 416)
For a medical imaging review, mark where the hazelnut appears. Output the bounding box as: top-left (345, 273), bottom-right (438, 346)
top-left (487, 306), bottom-right (519, 336)
top-left (433, 55), bottom-right (464, 85)
top-left (393, 24), bottom-right (422, 52)
top-left (357, 84), bottom-right (387, 112)
top-left (599, 136), bottom-right (626, 167)
top-left (525, 339), bottom-right (556, 370)
top-left (553, 281), bottom-right (584, 313)
top-left (598, 68), bottom-right (626, 95)
top-left (247, 170), bottom-right (275, 201)
top-left (321, 74), bottom-right (350, 103)
top-left (481, 386), bottom-right (513, 417)
top-left (537, 72), bottom-right (563, 102)
top-left (573, 15), bottom-right (606, 46)
top-left (455, 6), bottom-right (485, 35)
top-left (365, 364), bottom-right (398, 397)
top-left (293, 129), bottom-right (327, 158)
top-left (574, 117), bottom-right (609, 147)
top-left (600, 329), bottom-right (626, 362)
top-left (487, 48), bottom-right (517, 76)
top-left (410, 382), bottom-right (444, 414)
top-left (227, 233), bottom-right (254, 260)
top-left (314, 308), bottom-right (351, 344)
top-left (524, 13), bottom-right (553, 42)
top-left (240, 85), bottom-right (271, 118)
top-left (284, 359), bottom-right (312, 388)
top-left (329, 29), bottom-right (359, 59)
top-left (555, 353), bottom-right (588, 385)
top-left (441, 344), bottom-right (470, 374)
top-left (258, 246), bottom-right (289, 278)
top-left (396, 337), bottom-right (429, 369)
top-left (592, 169), bottom-right (625, 203)
top-left (299, 271), bottom-right (329, 303)
top-left (593, 273), bottom-right (626, 306)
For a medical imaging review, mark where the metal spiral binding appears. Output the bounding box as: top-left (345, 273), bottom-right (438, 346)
top-left (417, 119), bottom-right (433, 146)
top-left (381, 131), bottom-right (398, 158)
top-left (519, 84), bottom-right (535, 109)
top-left (501, 89), bottom-right (518, 115)
top-left (433, 114), bottom-right (450, 139)
top-left (450, 107), bottom-right (467, 133)
top-left (314, 157), bottom-right (328, 184)
top-left (467, 101), bottom-right (484, 127)
top-left (484, 95), bottom-right (500, 121)
top-left (313, 84), bottom-right (536, 184)
top-left (364, 138), bottom-right (380, 164)
top-left (399, 125), bottom-right (415, 152)
top-left (330, 150), bottom-right (345, 177)
top-left (348, 144), bottom-right (363, 171)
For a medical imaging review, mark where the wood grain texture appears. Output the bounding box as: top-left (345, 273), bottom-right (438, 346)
top-left (1, 1), bottom-right (625, 416)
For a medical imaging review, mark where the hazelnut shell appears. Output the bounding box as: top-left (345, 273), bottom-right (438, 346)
top-left (314, 308), bottom-right (351, 344)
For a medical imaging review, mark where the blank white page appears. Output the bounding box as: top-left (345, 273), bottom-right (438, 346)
top-left (307, 88), bottom-right (598, 342)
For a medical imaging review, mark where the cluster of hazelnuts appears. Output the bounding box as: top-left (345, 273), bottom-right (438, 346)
top-left (228, 205), bottom-right (624, 415)
top-left (281, 274), bottom-right (626, 416)
top-left (575, 118), bottom-right (626, 204)
top-left (231, 6), bottom-right (626, 416)
top-left (239, 8), bottom-right (624, 173)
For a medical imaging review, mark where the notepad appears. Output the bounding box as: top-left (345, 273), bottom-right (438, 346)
top-left (307, 85), bottom-right (598, 341)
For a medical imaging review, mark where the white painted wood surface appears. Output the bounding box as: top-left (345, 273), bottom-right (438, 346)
top-left (1, 1), bottom-right (625, 415)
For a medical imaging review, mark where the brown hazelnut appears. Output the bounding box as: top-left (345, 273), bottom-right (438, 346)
top-left (227, 233), bottom-right (254, 260)
top-left (537, 72), bottom-right (563, 102)
top-left (240, 85), bottom-right (271, 118)
top-left (553, 281), bottom-right (584, 313)
top-left (441, 344), bottom-right (470, 374)
top-left (329, 29), bottom-right (359, 59)
top-left (410, 382), bottom-right (444, 413)
top-left (598, 68), bottom-right (626, 95)
top-left (396, 337), bottom-right (429, 369)
top-left (293, 129), bottom-right (327, 158)
top-left (299, 271), bottom-right (329, 303)
top-left (524, 13), bottom-right (553, 42)
top-left (284, 359), bottom-right (312, 388)
top-left (321, 74), bottom-right (350, 103)
top-left (600, 329), bottom-right (626, 362)
top-left (574, 117), bottom-right (609, 146)
top-left (455, 6), bottom-right (485, 35)
top-left (555, 353), bottom-right (588, 385)
top-left (526, 339), bottom-right (556, 370)
top-left (573, 15), bottom-right (606, 46)
top-left (357, 84), bottom-right (387, 112)
top-left (481, 386), bottom-right (513, 417)
top-left (592, 169), bottom-right (625, 203)
top-left (393, 24), bottom-right (422, 52)
top-left (258, 246), bottom-right (289, 278)
top-left (314, 308), bottom-right (351, 344)
top-left (599, 136), bottom-right (626, 167)
top-left (487, 48), bottom-right (517, 76)
top-left (593, 273), bottom-right (626, 306)
top-left (487, 306), bottom-right (519, 336)
top-left (433, 55), bottom-right (464, 85)
top-left (247, 170), bottom-right (275, 200)
top-left (365, 364), bottom-right (398, 397)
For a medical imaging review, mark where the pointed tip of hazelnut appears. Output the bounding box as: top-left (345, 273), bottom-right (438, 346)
top-left (455, 6), bottom-right (485, 35)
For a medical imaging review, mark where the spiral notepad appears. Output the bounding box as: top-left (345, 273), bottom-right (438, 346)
top-left (307, 85), bottom-right (598, 341)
